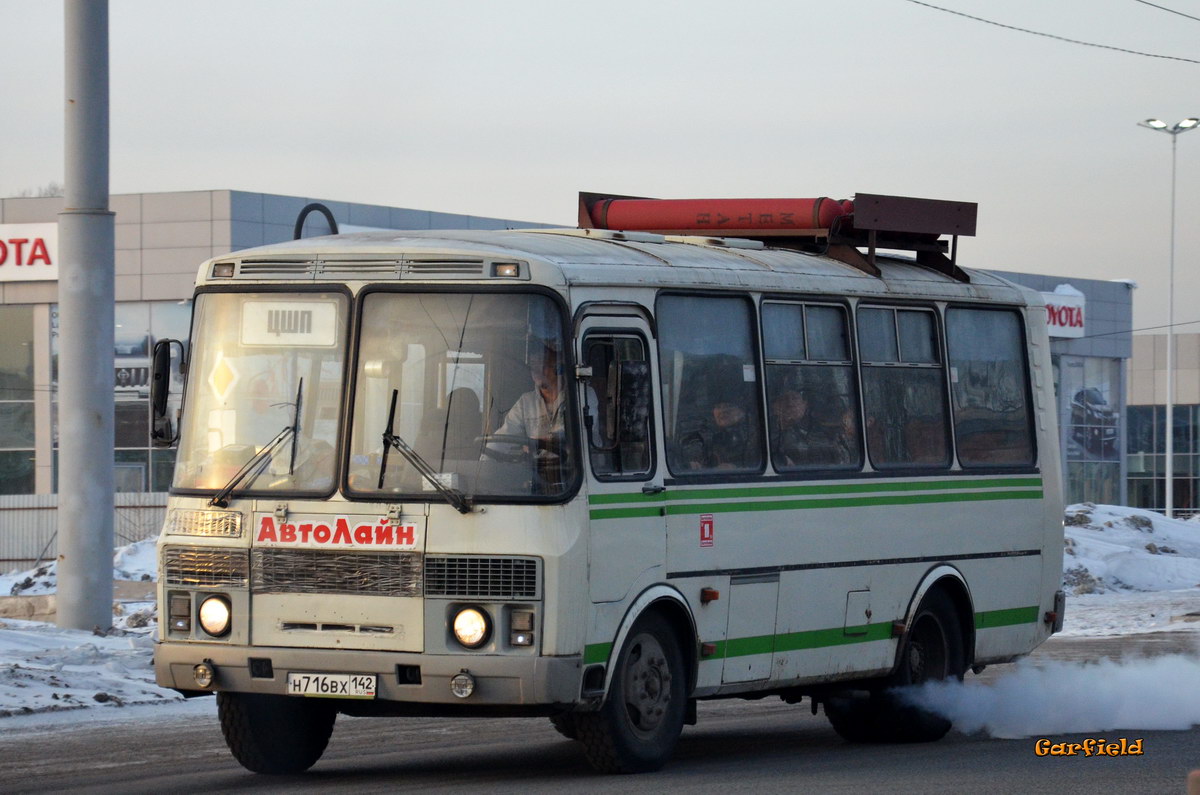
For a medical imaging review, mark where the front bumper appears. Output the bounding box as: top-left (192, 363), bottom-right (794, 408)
top-left (155, 641), bottom-right (582, 709)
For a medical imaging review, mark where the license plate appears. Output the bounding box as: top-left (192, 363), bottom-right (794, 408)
top-left (286, 672), bottom-right (377, 699)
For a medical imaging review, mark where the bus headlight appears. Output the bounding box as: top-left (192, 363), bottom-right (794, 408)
top-left (452, 607), bottom-right (491, 649)
top-left (198, 595), bottom-right (232, 637)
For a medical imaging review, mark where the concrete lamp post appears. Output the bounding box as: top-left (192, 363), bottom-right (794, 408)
top-left (1137, 117), bottom-right (1199, 518)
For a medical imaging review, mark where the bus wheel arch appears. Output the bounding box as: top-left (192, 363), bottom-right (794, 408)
top-left (901, 565), bottom-right (975, 672)
top-left (598, 585), bottom-right (699, 703)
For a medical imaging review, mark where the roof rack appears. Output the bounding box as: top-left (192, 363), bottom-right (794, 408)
top-left (578, 191), bottom-right (977, 282)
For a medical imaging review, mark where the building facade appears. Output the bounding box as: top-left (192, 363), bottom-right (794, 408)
top-left (0, 190), bottom-right (545, 495)
top-left (1126, 332), bottom-right (1200, 515)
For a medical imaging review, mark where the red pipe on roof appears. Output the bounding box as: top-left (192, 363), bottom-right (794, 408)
top-left (588, 197), bottom-right (846, 233)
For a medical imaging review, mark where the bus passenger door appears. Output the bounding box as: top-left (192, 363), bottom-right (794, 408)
top-left (578, 316), bottom-right (666, 603)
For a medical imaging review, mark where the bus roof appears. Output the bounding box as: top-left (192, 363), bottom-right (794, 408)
top-left (201, 228), bottom-right (1037, 306)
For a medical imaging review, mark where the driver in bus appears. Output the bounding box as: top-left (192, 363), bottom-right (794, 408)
top-left (495, 345), bottom-right (566, 450)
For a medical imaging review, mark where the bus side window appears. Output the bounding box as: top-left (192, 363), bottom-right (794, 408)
top-left (657, 295), bottom-right (765, 476)
top-left (858, 306), bottom-right (950, 468)
top-left (763, 302), bottom-right (862, 472)
top-left (583, 335), bottom-right (652, 479)
top-left (945, 308), bottom-right (1035, 466)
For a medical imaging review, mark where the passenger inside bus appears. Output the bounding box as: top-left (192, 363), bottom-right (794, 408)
top-left (769, 387), bottom-right (858, 469)
top-left (769, 387), bottom-right (817, 467)
top-left (683, 397), bottom-right (758, 471)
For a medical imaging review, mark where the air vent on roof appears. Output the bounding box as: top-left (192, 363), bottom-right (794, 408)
top-left (402, 257), bottom-right (486, 276)
top-left (317, 260), bottom-right (403, 278)
top-left (237, 259), bottom-right (318, 278)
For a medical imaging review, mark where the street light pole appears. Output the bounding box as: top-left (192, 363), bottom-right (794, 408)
top-left (1139, 117), bottom-right (1199, 518)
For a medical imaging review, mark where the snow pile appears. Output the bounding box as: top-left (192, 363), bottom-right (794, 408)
top-left (0, 538), bottom-right (169, 719)
top-left (1058, 503), bottom-right (1200, 636)
top-left (1062, 503), bottom-right (1200, 595)
top-left (1, 538), bottom-right (157, 597)
top-left (0, 617), bottom-right (182, 718)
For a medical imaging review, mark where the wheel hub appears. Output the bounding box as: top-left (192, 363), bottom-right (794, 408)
top-left (624, 635), bottom-right (672, 733)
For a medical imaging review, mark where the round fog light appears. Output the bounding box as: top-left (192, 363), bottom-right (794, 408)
top-left (450, 670), bottom-right (475, 699)
top-left (452, 607), bottom-right (491, 649)
top-left (193, 662), bottom-right (215, 688)
top-left (198, 595), bottom-right (232, 637)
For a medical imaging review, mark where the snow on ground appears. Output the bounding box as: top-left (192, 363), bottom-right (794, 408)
top-left (0, 504), bottom-right (1197, 723)
top-left (0, 616), bottom-right (184, 719)
top-left (1061, 502), bottom-right (1200, 636)
top-left (0, 538), bottom-right (156, 597)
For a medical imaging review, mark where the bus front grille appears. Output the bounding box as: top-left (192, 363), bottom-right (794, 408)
top-left (251, 549), bottom-right (423, 597)
top-left (162, 547), bottom-right (249, 588)
top-left (424, 556), bottom-right (540, 600)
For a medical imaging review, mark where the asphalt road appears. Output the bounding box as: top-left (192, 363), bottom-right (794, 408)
top-left (2, 633), bottom-right (1197, 794)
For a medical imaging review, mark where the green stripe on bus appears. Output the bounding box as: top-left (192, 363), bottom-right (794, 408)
top-left (588, 476), bottom-right (1043, 506)
top-left (588, 492), bottom-right (669, 506)
top-left (584, 642), bottom-right (613, 664)
top-left (589, 488), bottom-right (1042, 520)
top-left (589, 607), bottom-right (1039, 666)
top-left (974, 605), bottom-right (1040, 629)
top-left (662, 489), bottom-right (1042, 517)
top-left (723, 622), bottom-right (896, 659)
top-left (588, 505), bottom-right (666, 520)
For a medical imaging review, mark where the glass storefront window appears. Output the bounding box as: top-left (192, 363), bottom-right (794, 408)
top-left (0, 306), bottom-right (35, 495)
top-left (50, 300), bottom-right (192, 493)
top-left (1125, 402), bottom-right (1200, 514)
top-left (1058, 355), bottom-right (1124, 505)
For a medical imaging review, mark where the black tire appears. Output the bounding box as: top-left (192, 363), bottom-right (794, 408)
top-left (575, 613), bottom-right (687, 773)
top-left (825, 589), bottom-right (964, 744)
top-left (217, 692), bottom-right (337, 774)
top-left (549, 713), bottom-right (579, 740)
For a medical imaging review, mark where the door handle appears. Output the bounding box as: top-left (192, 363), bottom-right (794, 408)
top-left (641, 484), bottom-right (665, 495)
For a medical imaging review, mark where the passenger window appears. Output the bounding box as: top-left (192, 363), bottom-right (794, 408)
top-left (945, 308), bottom-right (1034, 466)
top-left (763, 302), bottom-right (862, 472)
top-left (658, 295), bottom-right (764, 475)
top-left (582, 335), bottom-right (653, 479)
top-left (858, 307), bottom-right (950, 468)
top-left (857, 308), bottom-right (898, 362)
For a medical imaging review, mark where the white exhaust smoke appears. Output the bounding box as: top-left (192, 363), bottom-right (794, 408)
top-left (900, 654), bottom-right (1200, 738)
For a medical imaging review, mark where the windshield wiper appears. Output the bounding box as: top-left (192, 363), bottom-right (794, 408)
top-left (378, 389), bottom-right (471, 514)
top-left (209, 378), bottom-right (303, 508)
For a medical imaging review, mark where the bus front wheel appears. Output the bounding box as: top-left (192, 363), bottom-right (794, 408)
top-left (576, 613), bottom-right (686, 773)
top-left (217, 691), bottom-right (337, 774)
top-left (824, 588), bottom-right (964, 744)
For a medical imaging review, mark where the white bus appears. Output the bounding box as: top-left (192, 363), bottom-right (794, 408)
top-left (152, 193), bottom-right (1064, 775)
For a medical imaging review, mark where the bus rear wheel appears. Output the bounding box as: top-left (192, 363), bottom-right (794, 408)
top-left (575, 613), bottom-right (686, 773)
top-left (217, 691), bottom-right (337, 774)
top-left (825, 589), bottom-right (964, 744)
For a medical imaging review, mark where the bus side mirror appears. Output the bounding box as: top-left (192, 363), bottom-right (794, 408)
top-left (615, 361), bottom-right (651, 444)
top-left (151, 338), bottom-right (185, 447)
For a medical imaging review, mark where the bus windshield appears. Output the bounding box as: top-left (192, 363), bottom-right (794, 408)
top-left (172, 291), bottom-right (348, 496)
top-left (347, 291), bottom-right (576, 501)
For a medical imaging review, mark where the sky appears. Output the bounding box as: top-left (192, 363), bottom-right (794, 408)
top-left (2, 0), bottom-right (1198, 331)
